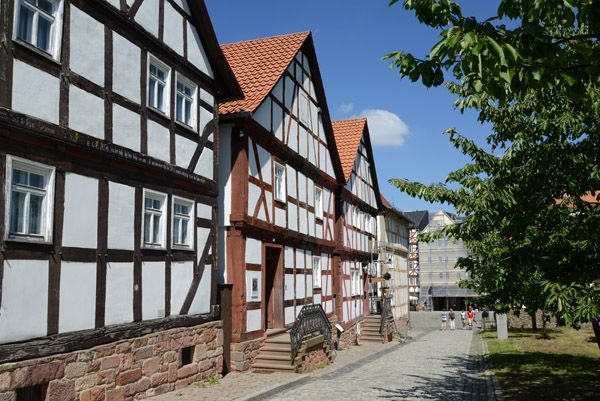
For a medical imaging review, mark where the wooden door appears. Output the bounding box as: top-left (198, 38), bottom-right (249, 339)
top-left (264, 247), bottom-right (283, 329)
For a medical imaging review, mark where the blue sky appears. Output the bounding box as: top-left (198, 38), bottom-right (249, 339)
top-left (205, 1), bottom-right (501, 214)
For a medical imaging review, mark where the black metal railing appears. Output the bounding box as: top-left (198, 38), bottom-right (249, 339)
top-left (290, 304), bottom-right (332, 363)
top-left (380, 296), bottom-right (393, 334)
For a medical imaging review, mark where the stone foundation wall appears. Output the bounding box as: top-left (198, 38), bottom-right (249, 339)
top-left (230, 337), bottom-right (265, 372)
top-left (300, 343), bottom-right (329, 373)
top-left (339, 322), bottom-right (359, 349)
top-left (507, 309), bottom-right (592, 330)
top-left (0, 321), bottom-right (223, 401)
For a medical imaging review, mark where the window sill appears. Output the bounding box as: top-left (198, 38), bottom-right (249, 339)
top-left (172, 245), bottom-right (195, 252)
top-left (274, 197), bottom-right (286, 205)
top-left (147, 105), bottom-right (170, 121)
top-left (175, 120), bottom-right (197, 135)
top-left (14, 39), bottom-right (61, 65)
top-left (142, 244), bottom-right (167, 251)
top-left (5, 235), bottom-right (53, 245)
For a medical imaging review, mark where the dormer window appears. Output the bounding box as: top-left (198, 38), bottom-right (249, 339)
top-left (15, 0), bottom-right (63, 59)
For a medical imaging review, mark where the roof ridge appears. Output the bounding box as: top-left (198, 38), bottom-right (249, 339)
top-left (222, 31), bottom-right (310, 48)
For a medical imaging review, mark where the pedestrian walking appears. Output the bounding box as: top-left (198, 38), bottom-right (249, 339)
top-left (449, 308), bottom-right (456, 330)
top-left (461, 309), bottom-right (466, 329)
top-left (441, 308), bottom-right (447, 330)
top-left (481, 307), bottom-right (489, 330)
top-left (468, 306), bottom-right (475, 329)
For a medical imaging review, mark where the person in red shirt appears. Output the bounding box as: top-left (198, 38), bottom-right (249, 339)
top-left (467, 307), bottom-right (475, 330)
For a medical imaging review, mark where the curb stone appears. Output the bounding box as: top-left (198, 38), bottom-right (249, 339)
top-left (233, 376), bottom-right (312, 401)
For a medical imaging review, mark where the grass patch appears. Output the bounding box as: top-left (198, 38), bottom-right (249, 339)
top-left (481, 327), bottom-right (600, 400)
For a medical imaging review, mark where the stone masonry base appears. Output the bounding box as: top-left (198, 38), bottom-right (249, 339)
top-left (230, 337), bottom-right (265, 372)
top-left (0, 321), bottom-right (223, 401)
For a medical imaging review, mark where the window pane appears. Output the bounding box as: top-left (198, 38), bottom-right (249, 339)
top-left (152, 215), bottom-right (160, 243)
top-left (29, 194), bottom-right (43, 235)
top-left (12, 169), bottom-right (28, 185)
top-left (29, 173), bottom-right (45, 189)
top-left (10, 191), bottom-right (27, 234)
top-left (17, 5), bottom-right (34, 43)
top-left (37, 16), bottom-right (52, 52)
top-left (153, 199), bottom-right (161, 210)
top-left (173, 218), bottom-right (180, 244)
top-left (181, 219), bottom-right (188, 244)
top-left (143, 213), bottom-right (151, 243)
top-left (157, 83), bottom-right (164, 111)
top-left (184, 100), bottom-right (191, 125)
top-left (176, 95), bottom-right (183, 122)
top-left (144, 197), bottom-right (153, 209)
top-left (37, 0), bottom-right (54, 14)
top-left (148, 79), bottom-right (156, 108)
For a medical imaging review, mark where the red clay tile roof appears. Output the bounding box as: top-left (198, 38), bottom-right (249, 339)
top-left (556, 191), bottom-right (600, 207)
top-left (219, 32), bottom-right (310, 115)
top-left (332, 118), bottom-right (367, 182)
top-left (381, 194), bottom-right (392, 208)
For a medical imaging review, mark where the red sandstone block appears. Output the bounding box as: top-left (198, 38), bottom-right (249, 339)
top-left (96, 369), bottom-right (116, 385)
top-left (133, 347), bottom-right (153, 362)
top-left (101, 356), bottom-right (120, 371)
top-left (152, 342), bottom-right (168, 353)
top-left (150, 383), bottom-right (174, 397)
top-left (124, 377), bottom-right (150, 396)
top-left (22, 362), bottom-right (65, 387)
top-left (105, 387), bottom-right (125, 401)
top-left (174, 379), bottom-right (188, 390)
top-left (115, 369), bottom-right (141, 386)
top-left (91, 387), bottom-right (105, 401)
top-left (177, 364), bottom-right (198, 380)
top-left (0, 372), bottom-right (11, 392)
top-left (47, 380), bottom-right (76, 401)
top-left (142, 358), bottom-right (159, 376)
top-left (65, 354), bottom-right (77, 364)
top-left (150, 372), bottom-right (168, 388)
top-left (0, 392), bottom-right (16, 401)
top-left (96, 346), bottom-right (115, 359)
top-left (167, 364), bottom-right (177, 382)
top-left (87, 360), bottom-right (101, 373)
top-left (115, 343), bottom-right (131, 355)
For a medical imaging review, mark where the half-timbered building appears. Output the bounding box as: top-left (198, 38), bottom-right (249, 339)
top-left (217, 32), bottom-right (344, 372)
top-left (405, 210), bottom-right (429, 297)
top-left (0, 0), bottom-right (241, 399)
top-left (331, 118), bottom-right (383, 345)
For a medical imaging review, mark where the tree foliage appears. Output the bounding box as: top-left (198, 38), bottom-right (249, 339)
top-left (385, 0), bottom-right (600, 346)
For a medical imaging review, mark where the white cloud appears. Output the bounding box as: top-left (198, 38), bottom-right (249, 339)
top-left (339, 103), bottom-right (354, 114)
top-left (358, 109), bottom-right (409, 147)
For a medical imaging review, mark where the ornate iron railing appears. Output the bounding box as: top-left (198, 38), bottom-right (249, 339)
top-left (380, 296), bottom-right (394, 335)
top-left (290, 304), bottom-right (332, 363)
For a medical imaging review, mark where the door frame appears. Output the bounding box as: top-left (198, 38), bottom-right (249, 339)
top-left (262, 243), bottom-right (284, 330)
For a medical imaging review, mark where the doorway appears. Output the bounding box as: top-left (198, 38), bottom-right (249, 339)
top-left (264, 246), bottom-right (283, 330)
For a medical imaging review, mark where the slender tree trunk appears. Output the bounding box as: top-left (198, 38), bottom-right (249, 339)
top-left (592, 321), bottom-right (600, 351)
top-left (531, 314), bottom-right (537, 332)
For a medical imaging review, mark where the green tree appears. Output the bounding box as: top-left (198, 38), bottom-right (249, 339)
top-left (385, 0), bottom-right (600, 347)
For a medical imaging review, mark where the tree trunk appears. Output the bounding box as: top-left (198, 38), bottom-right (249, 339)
top-left (531, 314), bottom-right (537, 332)
top-left (592, 321), bottom-right (600, 351)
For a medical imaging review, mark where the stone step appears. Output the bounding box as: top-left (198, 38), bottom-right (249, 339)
top-left (257, 352), bottom-right (292, 361)
top-left (261, 344), bottom-right (291, 353)
top-left (264, 333), bottom-right (291, 344)
top-left (266, 328), bottom-right (288, 338)
top-left (251, 362), bottom-right (296, 372)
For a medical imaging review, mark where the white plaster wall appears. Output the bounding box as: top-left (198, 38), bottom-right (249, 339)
top-left (0, 260), bottom-right (48, 343)
top-left (142, 262), bottom-right (165, 320)
top-left (273, 103), bottom-right (284, 142)
top-left (175, 134), bottom-right (196, 168)
top-left (273, 77), bottom-right (283, 103)
top-left (196, 227), bottom-right (210, 254)
top-left (197, 203), bottom-right (212, 221)
top-left (12, 60), bottom-right (59, 124)
top-left (69, 86), bottom-right (104, 139)
top-left (299, 206), bottom-right (307, 235)
top-left (163, 2), bottom-right (183, 56)
top-left (343, 302), bottom-right (348, 322)
top-left (296, 249), bottom-right (305, 269)
top-left (113, 32), bottom-right (140, 104)
top-left (246, 309), bottom-right (261, 333)
top-left (286, 166), bottom-right (296, 199)
top-left (113, 104), bottom-right (141, 152)
top-left (171, 261), bottom-right (193, 315)
top-left (313, 294), bottom-right (321, 305)
top-left (297, 173), bottom-right (306, 203)
top-left (264, 190), bottom-right (273, 222)
top-left (307, 180), bottom-right (314, 207)
top-left (319, 143), bottom-right (326, 173)
top-left (284, 274), bottom-right (294, 301)
top-left (105, 262), bottom-right (133, 326)
top-left (217, 124), bottom-right (232, 233)
top-left (135, 0), bottom-right (159, 37)
top-left (189, 264), bottom-right (211, 315)
top-left (194, 149), bottom-right (213, 180)
top-left (187, 24), bottom-right (213, 78)
top-left (285, 247), bottom-right (294, 268)
top-left (246, 238), bottom-right (262, 265)
top-left (105, 0), bottom-right (120, 9)
top-left (200, 89), bottom-right (214, 106)
top-left (284, 76), bottom-right (294, 110)
top-left (246, 271), bottom-right (261, 302)
top-left (62, 173), bottom-right (98, 249)
top-left (298, 125), bottom-right (307, 159)
top-left (306, 275), bottom-right (313, 297)
top-left (285, 306), bottom-right (295, 325)
top-left (172, 0), bottom-right (190, 14)
top-left (70, 6), bottom-right (104, 86)
top-left (275, 207), bottom-right (286, 228)
top-left (147, 120), bottom-right (170, 162)
top-left (257, 145), bottom-right (271, 184)
top-left (200, 106), bottom-right (213, 134)
top-left (59, 262), bottom-right (96, 333)
top-left (296, 273), bottom-right (305, 299)
top-left (108, 182), bottom-right (135, 251)
top-left (308, 211), bottom-right (315, 237)
top-left (288, 203), bottom-right (297, 232)
top-left (325, 300), bottom-right (333, 314)
top-left (253, 100), bottom-right (271, 133)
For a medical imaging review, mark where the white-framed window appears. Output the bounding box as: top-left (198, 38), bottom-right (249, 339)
top-left (148, 56), bottom-right (170, 114)
top-left (142, 190), bottom-right (167, 248)
top-left (5, 155), bottom-right (55, 243)
top-left (314, 187), bottom-right (323, 220)
top-left (273, 162), bottom-right (286, 202)
top-left (175, 74), bottom-right (197, 130)
top-left (14, 0), bottom-right (64, 59)
top-left (172, 196), bottom-right (194, 249)
top-left (351, 270), bottom-right (362, 296)
top-left (313, 256), bottom-right (321, 288)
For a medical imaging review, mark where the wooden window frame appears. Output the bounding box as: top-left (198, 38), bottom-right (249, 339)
top-left (142, 189), bottom-right (167, 249)
top-left (171, 196), bottom-right (194, 250)
top-left (273, 161), bottom-right (286, 203)
top-left (175, 73), bottom-right (197, 131)
top-left (313, 255), bottom-right (321, 288)
top-left (14, 0), bottom-right (64, 60)
top-left (147, 55), bottom-right (171, 115)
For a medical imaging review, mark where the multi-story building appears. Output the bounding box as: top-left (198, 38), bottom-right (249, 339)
top-left (416, 209), bottom-right (477, 311)
top-left (404, 210), bottom-right (429, 297)
top-left (0, 1), bottom-right (241, 399)
top-left (377, 196), bottom-right (412, 327)
top-left (217, 32), bottom-right (343, 371)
